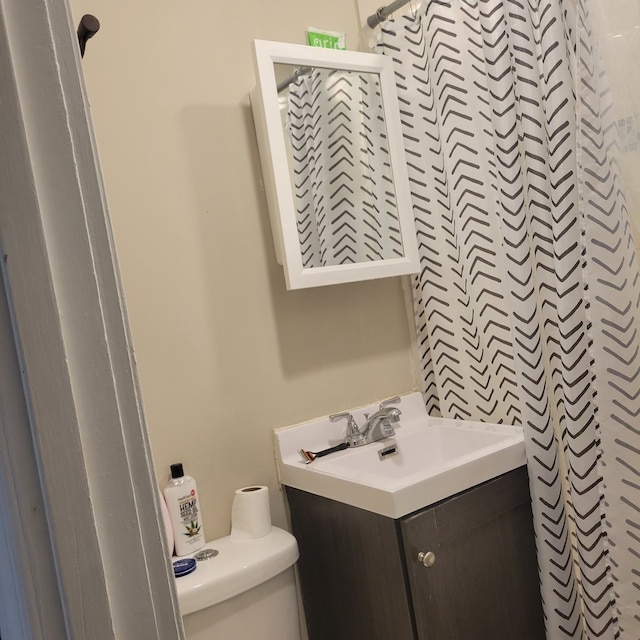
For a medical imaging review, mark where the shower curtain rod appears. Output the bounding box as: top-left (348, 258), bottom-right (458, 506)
top-left (367, 0), bottom-right (414, 28)
top-left (277, 66), bottom-right (312, 93)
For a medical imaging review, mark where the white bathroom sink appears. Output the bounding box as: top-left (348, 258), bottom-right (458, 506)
top-left (274, 392), bottom-right (526, 518)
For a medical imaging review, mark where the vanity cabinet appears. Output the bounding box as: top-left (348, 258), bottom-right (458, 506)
top-left (285, 466), bottom-right (544, 640)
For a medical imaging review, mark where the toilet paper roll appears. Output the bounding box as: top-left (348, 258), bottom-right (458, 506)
top-left (230, 486), bottom-right (272, 540)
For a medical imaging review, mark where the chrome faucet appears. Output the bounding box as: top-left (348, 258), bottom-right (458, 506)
top-left (330, 396), bottom-right (402, 447)
top-left (362, 400), bottom-right (402, 443)
top-left (329, 411), bottom-right (365, 447)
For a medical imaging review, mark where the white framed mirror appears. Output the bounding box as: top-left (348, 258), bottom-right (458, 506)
top-left (251, 40), bottom-right (420, 290)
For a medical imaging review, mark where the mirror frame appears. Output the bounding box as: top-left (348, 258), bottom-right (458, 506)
top-left (251, 39), bottom-right (420, 290)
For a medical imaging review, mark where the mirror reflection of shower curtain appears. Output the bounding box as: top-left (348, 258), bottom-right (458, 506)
top-left (286, 69), bottom-right (403, 267)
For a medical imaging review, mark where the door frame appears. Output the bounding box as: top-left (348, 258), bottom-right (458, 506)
top-left (0, 0), bottom-right (184, 637)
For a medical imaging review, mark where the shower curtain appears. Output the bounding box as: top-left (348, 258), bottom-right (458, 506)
top-left (378, 1), bottom-right (640, 638)
top-left (286, 69), bottom-right (403, 266)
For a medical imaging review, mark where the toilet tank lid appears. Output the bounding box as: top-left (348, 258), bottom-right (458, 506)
top-left (174, 526), bottom-right (299, 616)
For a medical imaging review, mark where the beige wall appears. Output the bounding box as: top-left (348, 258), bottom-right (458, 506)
top-left (69, 0), bottom-right (417, 538)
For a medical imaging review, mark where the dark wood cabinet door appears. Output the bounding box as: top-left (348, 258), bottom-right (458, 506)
top-left (286, 487), bottom-right (416, 640)
top-left (401, 467), bottom-right (545, 640)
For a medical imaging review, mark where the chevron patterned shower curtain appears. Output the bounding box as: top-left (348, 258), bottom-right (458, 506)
top-left (379, 1), bottom-right (640, 638)
top-left (286, 69), bottom-right (403, 266)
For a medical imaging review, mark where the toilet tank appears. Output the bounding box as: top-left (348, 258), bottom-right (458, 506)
top-left (175, 527), bottom-right (302, 640)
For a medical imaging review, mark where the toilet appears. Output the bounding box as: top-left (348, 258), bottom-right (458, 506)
top-left (175, 527), bottom-right (301, 639)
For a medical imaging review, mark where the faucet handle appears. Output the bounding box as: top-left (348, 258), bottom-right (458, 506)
top-left (329, 412), bottom-right (363, 446)
top-left (330, 412), bottom-right (359, 434)
top-left (379, 396), bottom-right (402, 425)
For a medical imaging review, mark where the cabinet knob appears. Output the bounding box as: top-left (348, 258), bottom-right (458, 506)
top-left (418, 551), bottom-right (436, 567)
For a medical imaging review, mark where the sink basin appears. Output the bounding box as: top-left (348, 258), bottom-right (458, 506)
top-left (274, 392), bottom-right (526, 518)
top-left (320, 424), bottom-right (520, 479)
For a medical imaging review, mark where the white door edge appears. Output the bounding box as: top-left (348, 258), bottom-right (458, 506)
top-left (0, 0), bottom-right (184, 637)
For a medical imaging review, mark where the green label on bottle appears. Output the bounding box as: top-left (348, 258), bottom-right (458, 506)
top-left (178, 492), bottom-right (201, 537)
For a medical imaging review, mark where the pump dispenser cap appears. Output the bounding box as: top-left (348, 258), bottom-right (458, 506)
top-left (170, 463), bottom-right (184, 479)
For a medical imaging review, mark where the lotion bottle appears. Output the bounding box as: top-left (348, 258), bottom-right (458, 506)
top-left (164, 463), bottom-right (206, 556)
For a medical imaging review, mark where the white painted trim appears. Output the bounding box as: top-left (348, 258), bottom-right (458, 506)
top-left (0, 0), bottom-right (184, 638)
top-left (0, 267), bottom-right (67, 640)
top-left (251, 39), bottom-right (420, 289)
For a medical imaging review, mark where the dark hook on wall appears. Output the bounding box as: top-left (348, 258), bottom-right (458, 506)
top-left (77, 14), bottom-right (100, 58)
